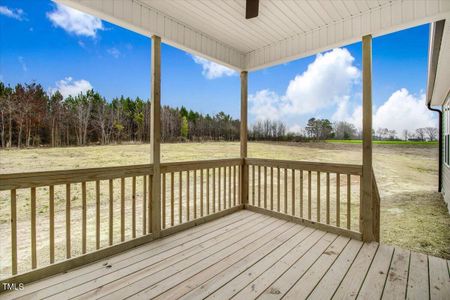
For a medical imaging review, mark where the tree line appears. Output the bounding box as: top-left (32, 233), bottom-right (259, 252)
top-left (0, 81), bottom-right (242, 148)
top-left (0, 81), bottom-right (438, 148)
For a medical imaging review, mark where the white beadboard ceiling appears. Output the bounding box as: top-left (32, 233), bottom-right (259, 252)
top-left (57, 0), bottom-right (450, 105)
top-left (57, 0), bottom-right (450, 71)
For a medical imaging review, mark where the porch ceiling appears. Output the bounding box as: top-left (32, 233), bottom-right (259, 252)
top-left (57, 0), bottom-right (450, 71)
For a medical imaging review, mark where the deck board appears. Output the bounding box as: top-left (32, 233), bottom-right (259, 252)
top-left (407, 252), bottom-right (430, 300)
top-left (2, 210), bottom-right (449, 300)
top-left (382, 247), bottom-right (410, 300)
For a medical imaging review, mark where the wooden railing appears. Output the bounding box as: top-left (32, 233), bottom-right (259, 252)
top-left (0, 165), bottom-right (154, 278)
top-left (0, 159), bottom-right (243, 280)
top-left (160, 159), bottom-right (242, 229)
top-left (245, 158), bottom-right (363, 239)
top-left (0, 157), bottom-right (370, 283)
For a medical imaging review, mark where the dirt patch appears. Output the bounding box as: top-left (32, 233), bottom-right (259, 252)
top-left (0, 141), bottom-right (448, 278)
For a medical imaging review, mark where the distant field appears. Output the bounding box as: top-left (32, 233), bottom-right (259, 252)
top-left (0, 141), bottom-right (449, 276)
top-left (326, 139), bottom-right (438, 145)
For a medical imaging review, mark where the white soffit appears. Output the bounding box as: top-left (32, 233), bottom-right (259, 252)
top-left (57, 0), bottom-right (450, 71)
top-left (430, 18), bottom-right (450, 106)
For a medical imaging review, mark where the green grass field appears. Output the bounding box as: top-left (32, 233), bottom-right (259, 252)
top-left (0, 141), bottom-right (449, 276)
top-left (326, 139), bottom-right (439, 145)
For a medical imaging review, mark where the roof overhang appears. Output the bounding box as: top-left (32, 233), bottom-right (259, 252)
top-left (56, 0), bottom-right (450, 73)
top-left (427, 19), bottom-right (450, 106)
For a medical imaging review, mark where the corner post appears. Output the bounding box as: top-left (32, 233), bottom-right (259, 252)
top-left (151, 35), bottom-right (161, 237)
top-left (361, 35), bottom-right (376, 241)
top-left (240, 71), bottom-right (249, 206)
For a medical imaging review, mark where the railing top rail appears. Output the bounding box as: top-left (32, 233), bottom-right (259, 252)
top-left (245, 158), bottom-right (363, 176)
top-left (0, 164), bottom-right (154, 190)
top-left (0, 157), bottom-right (362, 190)
top-left (160, 158), bottom-right (243, 173)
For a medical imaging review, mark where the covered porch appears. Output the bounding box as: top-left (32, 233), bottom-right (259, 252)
top-left (1, 0), bottom-right (450, 298)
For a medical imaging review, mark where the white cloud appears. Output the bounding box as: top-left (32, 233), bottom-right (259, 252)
top-left (249, 90), bottom-right (283, 121)
top-left (192, 55), bottom-right (236, 79)
top-left (18, 56), bottom-right (27, 72)
top-left (0, 6), bottom-right (25, 20)
top-left (51, 77), bottom-right (93, 99)
top-left (47, 3), bottom-right (103, 38)
top-left (249, 48), bottom-right (360, 122)
top-left (374, 89), bottom-right (436, 134)
top-left (107, 47), bottom-right (121, 58)
top-left (338, 89), bottom-right (436, 136)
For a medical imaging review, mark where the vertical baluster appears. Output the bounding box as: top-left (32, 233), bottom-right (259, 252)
top-left (162, 173), bottom-right (166, 229)
top-left (193, 170), bottom-right (197, 219)
top-left (292, 169), bottom-right (295, 216)
top-left (132, 176), bottom-right (136, 238)
top-left (130, 176), bottom-right (136, 239)
top-left (326, 172), bottom-right (330, 224)
top-left (252, 165), bottom-right (255, 205)
top-left (82, 181), bottom-right (87, 254)
top-left (336, 173), bottom-right (341, 227)
top-left (96, 180), bottom-right (100, 249)
top-left (121, 178), bottom-right (125, 242)
top-left (11, 189), bottom-right (17, 274)
top-left (218, 168), bottom-right (221, 211)
top-left (264, 166), bottom-right (267, 209)
top-left (143, 175), bottom-right (147, 235)
top-left (31, 187), bottom-right (37, 268)
top-left (347, 174), bottom-right (351, 229)
top-left (66, 184), bottom-right (71, 259)
top-left (277, 168), bottom-right (281, 212)
top-left (238, 164), bottom-right (241, 204)
top-left (223, 167), bottom-right (227, 209)
top-left (170, 172), bottom-right (175, 226)
top-left (228, 166), bottom-right (232, 208)
top-left (308, 171), bottom-right (312, 220)
top-left (257, 165), bottom-right (261, 207)
top-left (179, 171), bottom-right (183, 224)
top-left (109, 179), bottom-right (113, 245)
top-left (148, 175), bottom-right (152, 233)
top-left (300, 170), bottom-right (303, 218)
top-left (233, 165), bottom-right (236, 206)
top-left (212, 168), bottom-right (216, 212)
top-left (284, 168), bottom-right (288, 214)
top-left (206, 169), bottom-right (210, 214)
top-left (317, 172), bottom-right (321, 222)
top-left (270, 167), bottom-right (274, 211)
top-left (201, 169), bottom-right (204, 216)
top-left (186, 171), bottom-right (190, 221)
top-left (49, 186), bottom-right (55, 264)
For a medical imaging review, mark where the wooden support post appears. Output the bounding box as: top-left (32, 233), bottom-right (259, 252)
top-left (361, 35), bottom-right (375, 242)
top-left (240, 71), bottom-right (249, 206)
top-left (151, 35), bottom-right (162, 237)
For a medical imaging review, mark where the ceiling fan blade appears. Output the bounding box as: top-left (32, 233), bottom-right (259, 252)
top-left (245, 0), bottom-right (259, 19)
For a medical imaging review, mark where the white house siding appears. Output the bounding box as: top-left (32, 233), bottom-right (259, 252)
top-left (443, 164), bottom-right (450, 211)
top-left (442, 104), bottom-right (450, 212)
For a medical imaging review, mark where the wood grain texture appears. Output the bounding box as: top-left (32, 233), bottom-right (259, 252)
top-left (3, 210), bottom-right (447, 298)
top-left (361, 34), bottom-right (375, 242)
top-left (150, 35), bottom-right (162, 237)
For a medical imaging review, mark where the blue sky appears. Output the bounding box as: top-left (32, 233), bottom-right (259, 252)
top-left (0, 0), bottom-right (437, 135)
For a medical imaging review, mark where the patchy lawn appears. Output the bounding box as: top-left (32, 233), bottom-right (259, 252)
top-left (0, 141), bottom-right (449, 277)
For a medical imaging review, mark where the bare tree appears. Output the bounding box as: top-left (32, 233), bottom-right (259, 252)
top-left (424, 127), bottom-right (438, 141)
top-left (402, 129), bottom-right (409, 141)
top-left (334, 121), bottom-right (357, 140)
top-left (416, 128), bottom-right (426, 141)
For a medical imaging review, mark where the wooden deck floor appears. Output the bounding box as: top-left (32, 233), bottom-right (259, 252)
top-left (2, 210), bottom-right (450, 300)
